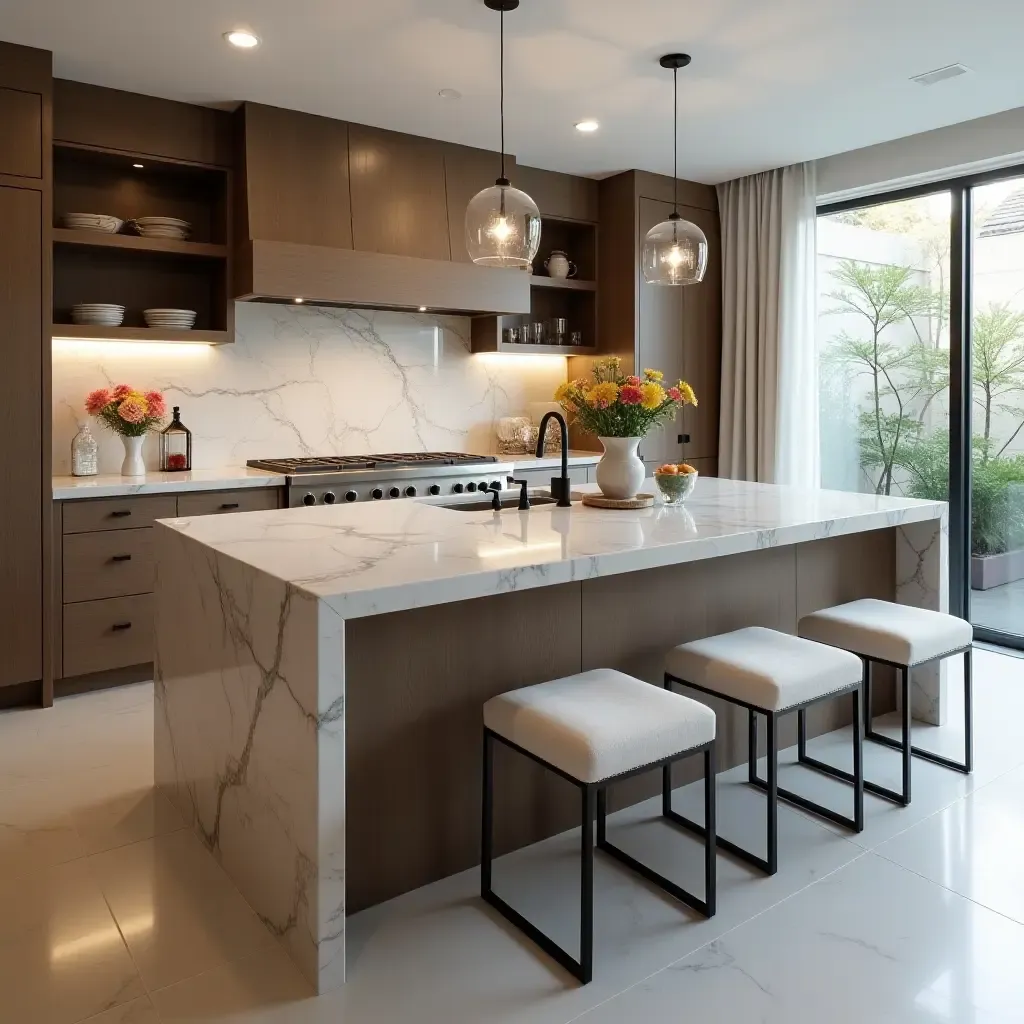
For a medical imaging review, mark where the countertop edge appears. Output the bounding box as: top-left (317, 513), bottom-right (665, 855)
top-left (53, 470), bottom-right (287, 500)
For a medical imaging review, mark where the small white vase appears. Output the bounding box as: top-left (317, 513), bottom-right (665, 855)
top-left (120, 434), bottom-right (146, 477)
top-left (595, 436), bottom-right (645, 500)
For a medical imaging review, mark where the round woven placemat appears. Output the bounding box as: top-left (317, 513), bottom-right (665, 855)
top-left (581, 492), bottom-right (654, 510)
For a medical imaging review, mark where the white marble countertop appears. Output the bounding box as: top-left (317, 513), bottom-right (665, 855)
top-left (504, 451), bottom-right (601, 470)
top-left (53, 467), bottom-right (286, 500)
top-left (157, 477), bottom-right (946, 620)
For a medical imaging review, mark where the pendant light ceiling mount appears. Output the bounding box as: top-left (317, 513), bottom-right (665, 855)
top-left (642, 52), bottom-right (708, 286)
top-left (466, 0), bottom-right (541, 268)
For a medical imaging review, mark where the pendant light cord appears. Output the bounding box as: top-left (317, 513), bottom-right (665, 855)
top-left (673, 66), bottom-right (678, 215)
top-left (499, 9), bottom-right (506, 182)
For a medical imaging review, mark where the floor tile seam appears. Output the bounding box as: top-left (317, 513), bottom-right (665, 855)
top-left (562, 848), bottom-right (873, 1023)
top-left (864, 846), bottom-right (1024, 931)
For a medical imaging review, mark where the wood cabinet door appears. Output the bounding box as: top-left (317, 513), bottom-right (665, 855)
top-left (242, 103), bottom-right (352, 248)
top-left (443, 144), bottom-right (509, 264)
top-left (0, 87), bottom-right (42, 179)
top-left (0, 186), bottom-right (42, 686)
top-left (637, 197), bottom-right (685, 466)
top-left (349, 125), bottom-right (450, 260)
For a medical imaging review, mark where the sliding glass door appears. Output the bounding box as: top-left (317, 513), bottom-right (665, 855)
top-left (969, 178), bottom-right (1024, 645)
top-left (818, 166), bottom-right (1024, 651)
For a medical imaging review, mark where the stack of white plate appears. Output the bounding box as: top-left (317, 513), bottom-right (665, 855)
top-left (63, 213), bottom-right (123, 234)
top-left (72, 303), bottom-right (125, 326)
top-left (134, 216), bottom-right (191, 240)
top-left (143, 308), bottom-right (197, 330)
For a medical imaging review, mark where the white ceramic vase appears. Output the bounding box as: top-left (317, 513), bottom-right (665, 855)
top-left (120, 434), bottom-right (146, 477)
top-left (595, 436), bottom-right (645, 500)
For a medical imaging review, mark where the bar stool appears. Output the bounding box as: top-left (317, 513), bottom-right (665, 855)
top-left (481, 668), bottom-right (717, 984)
top-left (799, 598), bottom-right (973, 806)
top-left (664, 627), bottom-right (865, 876)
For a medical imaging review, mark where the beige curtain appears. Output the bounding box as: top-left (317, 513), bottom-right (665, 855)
top-left (717, 162), bottom-right (819, 486)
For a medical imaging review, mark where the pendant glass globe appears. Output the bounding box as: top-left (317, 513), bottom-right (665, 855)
top-left (642, 214), bottom-right (708, 286)
top-left (466, 180), bottom-right (542, 268)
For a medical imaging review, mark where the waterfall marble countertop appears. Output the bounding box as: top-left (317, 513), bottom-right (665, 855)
top-left (52, 466), bottom-right (287, 500)
top-left (156, 477), bottom-right (946, 620)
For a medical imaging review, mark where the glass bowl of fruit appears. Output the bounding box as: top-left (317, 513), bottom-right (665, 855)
top-left (654, 463), bottom-right (698, 504)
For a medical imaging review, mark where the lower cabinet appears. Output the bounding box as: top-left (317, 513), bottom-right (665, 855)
top-left (53, 486), bottom-right (282, 683)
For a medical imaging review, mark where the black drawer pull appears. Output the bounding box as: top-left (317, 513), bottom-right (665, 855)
top-left (111, 554), bottom-right (133, 562)
top-left (110, 510), bottom-right (132, 518)
top-left (219, 502), bottom-right (240, 510)
top-left (111, 622), bottom-right (132, 631)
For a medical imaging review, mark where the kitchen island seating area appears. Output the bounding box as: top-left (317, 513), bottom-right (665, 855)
top-left (481, 669), bottom-right (718, 984)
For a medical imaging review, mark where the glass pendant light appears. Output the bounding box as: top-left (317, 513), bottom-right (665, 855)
top-left (466, 0), bottom-right (541, 268)
top-left (642, 54), bottom-right (708, 286)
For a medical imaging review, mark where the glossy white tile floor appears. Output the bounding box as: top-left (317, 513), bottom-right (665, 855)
top-left (3, 647), bottom-right (1023, 1023)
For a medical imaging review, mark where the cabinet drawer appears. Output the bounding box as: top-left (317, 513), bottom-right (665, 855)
top-left (63, 495), bottom-right (178, 534)
top-left (63, 529), bottom-right (154, 603)
top-left (176, 488), bottom-right (281, 517)
top-left (63, 594), bottom-right (153, 677)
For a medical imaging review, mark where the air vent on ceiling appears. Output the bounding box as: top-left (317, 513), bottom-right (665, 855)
top-left (911, 63), bottom-right (971, 86)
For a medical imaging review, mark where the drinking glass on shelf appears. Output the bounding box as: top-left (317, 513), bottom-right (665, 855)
top-left (552, 318), bottom-right (568, 345)
top-left (570, 331), bottom-right (583, 346)
top-left (530, 322), bottom-right (545, 344)
top-left (503, 326), bottom-right (522, 344)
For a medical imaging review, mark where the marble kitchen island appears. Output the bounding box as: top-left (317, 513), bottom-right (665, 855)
top-left (153, 478), bottom-right (948, 992)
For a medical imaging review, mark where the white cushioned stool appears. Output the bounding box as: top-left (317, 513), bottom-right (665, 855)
top-left (482, 668), bottom-right (717, 984)
top-left (799, 599), bottom-right (973, 806)
top-left (665, 627), bottom-right (865, 876)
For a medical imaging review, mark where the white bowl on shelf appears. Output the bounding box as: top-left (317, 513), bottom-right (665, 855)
top-left (143, 308), bottom-right (197, 329)
top-left (72, 303), bottom-right (125, 326)
top-left (62, 213), bottom-right (124, 234)
top-left (134, 216), bottom-right (191, 240)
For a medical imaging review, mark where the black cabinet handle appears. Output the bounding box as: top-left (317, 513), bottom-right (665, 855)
top-left (110, 510), bottom-right (132, 518)
top-left (110, 554), bottom-right (132, 562)
top-left (219, 502), bottom-right (240, 510)
top-left (111, 622), bottom-right (132, 631)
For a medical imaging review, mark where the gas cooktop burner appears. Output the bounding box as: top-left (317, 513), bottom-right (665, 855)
top-left (246, 453), bottom-right (500, 474)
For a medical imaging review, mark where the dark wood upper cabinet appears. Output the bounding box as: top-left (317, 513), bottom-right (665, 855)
top-left (349, 124), bottom-right (450, 261)
top-left (239, 103), bottom-right (352, 249)
top-left (0, 186), bottom-right (43, 687)
top-left (0, 87), bottom-right (42, 179)
top-left (515, 164), bottom-right (598, 223)
top-left (443, 143), bottom-right (512, 265)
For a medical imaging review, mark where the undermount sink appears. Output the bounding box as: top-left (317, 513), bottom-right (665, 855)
top-left (435, 495), bottom-right (559, 512)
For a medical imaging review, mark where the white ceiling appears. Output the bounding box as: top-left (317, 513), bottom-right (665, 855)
top-left (2, 0), bottom-right (1023, 184)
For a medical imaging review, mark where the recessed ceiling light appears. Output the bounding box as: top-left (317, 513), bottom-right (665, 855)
top-left (575, 120), bottom-right (600, 133)
top-left (438, 88), bottom-right (462, 100)
top-left (224, 29), bottom-right (260, 49)
top-left (132, 162), bottom-right (144, 169)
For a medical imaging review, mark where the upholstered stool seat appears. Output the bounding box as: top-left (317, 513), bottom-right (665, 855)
top-left (481, 669), bottom-right (717, 984)
top-left (665, 627), bottom-right (866, 876)
top-left (799, 599), bottom-right (973, 806)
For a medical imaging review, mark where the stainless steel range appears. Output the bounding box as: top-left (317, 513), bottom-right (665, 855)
top-left (246, 453), bottom-right (515, 508)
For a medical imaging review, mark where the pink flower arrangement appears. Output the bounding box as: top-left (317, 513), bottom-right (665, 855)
top-left (624, 375), bottom-right (642, 387)
top-left (619, 385), bottom-right (644, 405)
top-left (667, 386), bottom-right (682, 402)
top-left (84, 385), bottom-right (167, 438)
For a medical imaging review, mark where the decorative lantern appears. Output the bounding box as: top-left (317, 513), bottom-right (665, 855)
top-left (159, 406), bottom-right (191, 471)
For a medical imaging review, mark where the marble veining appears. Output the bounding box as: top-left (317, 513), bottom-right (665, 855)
top-left (52, 305), bottom-right (567, 474)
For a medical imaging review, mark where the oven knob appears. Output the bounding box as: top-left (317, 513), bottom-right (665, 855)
top-left (466, 482), bottom-right (477, 492)
top-left (479, 481), bottom-right (490, 493)
top-left (345, 490), bottom-right (358, 502)
top-left (490, 480), bottom-right (502, 491)
top-left (302, 493), bottom-right (317, 506)
top-left (405, 486), bottom-right (417, 497)
top-left (428, 484), bottom-right (441, 495)
top-left (323, 491), bottom-right (337, 505)
top-left (389, 486), bottom-right (401, 499)
top-left (371, 488), bottom-right (384, 500)
top-left (453, 483), bottom-right (464, 493)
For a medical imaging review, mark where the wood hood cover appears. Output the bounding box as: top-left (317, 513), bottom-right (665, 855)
top-left (235, 239), bottom-right (530, 316)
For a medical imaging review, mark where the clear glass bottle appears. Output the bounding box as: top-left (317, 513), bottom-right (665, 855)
top-left (71, 422), bottom-right (98, 476)
top-left (159, 406), bottom-right (192, 472)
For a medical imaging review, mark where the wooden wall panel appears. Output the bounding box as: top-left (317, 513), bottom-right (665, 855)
top-left (0, 187), bottom-right (43, 687)
top-left (345, 584), bottom-right (583, 912)
top-left (634, 169), bottom-right (718, 213)
top-left (443, 143), bottom-right (512, 265)
top-left (514, 163), bottom-right (599, 223)
top-left (0, 87), bottom-right (42, 178)
top-left (239, 103), bottom-right (352, 248)
top-left (348, 124), bottom-right (450, 260)
top-left (54, 80), bottom-right (232, 168)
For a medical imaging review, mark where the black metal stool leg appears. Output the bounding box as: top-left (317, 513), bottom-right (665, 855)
top-left (965, 646), bottom-right (974, 773)
top-left (748, 709), bottom-right (758, 784)
top-left (580, 787), bottom-right (595, 985)
top-left (864, 660), bottom-right (873, 732)
top-left (901, 666), bottom-right (912, 805)
top-left (766, 713), bottom-right (778, 875)
top-left (704, 745), bottom-right (717, 915)
top-left (481, 730), bottom-right (493, 893)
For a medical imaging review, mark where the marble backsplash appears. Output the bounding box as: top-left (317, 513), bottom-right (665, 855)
top-left (52, 304), bottom-right (567, 473)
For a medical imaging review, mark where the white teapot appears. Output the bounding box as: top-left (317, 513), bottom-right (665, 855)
top-left (544, 250), bottom-right (577, 280)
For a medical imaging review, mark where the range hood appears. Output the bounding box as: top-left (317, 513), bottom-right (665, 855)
top-left (235, 239), bottom-right (530, 316)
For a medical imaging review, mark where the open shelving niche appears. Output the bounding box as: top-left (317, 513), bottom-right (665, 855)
top-left (471, 216), bottom-right (598, 355)
top-left (51, 142), bottom-right (233, 345)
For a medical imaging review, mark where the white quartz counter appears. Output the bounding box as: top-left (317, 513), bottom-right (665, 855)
top-left (505, 450), bottom-right (600, 470)
top-left (52, 466), bottom-right (285, 500)
top-left (158, 477), bottom-right (946, 620)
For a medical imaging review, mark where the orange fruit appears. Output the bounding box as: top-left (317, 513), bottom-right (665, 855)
top-left (656, 464), bottom-right (679, 475)
top-left (677, 463), bottom-right (696, 474)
